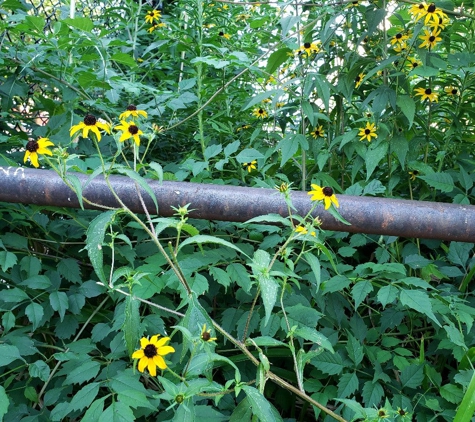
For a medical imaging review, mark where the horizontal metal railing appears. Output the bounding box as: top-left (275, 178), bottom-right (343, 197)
top-left (0, 166), bottom-right (474, 242)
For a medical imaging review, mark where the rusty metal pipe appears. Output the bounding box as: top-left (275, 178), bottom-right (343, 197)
top-left (0, 167), bottom-right (474, 242)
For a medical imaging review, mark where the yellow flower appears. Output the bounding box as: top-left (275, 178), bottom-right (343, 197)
top-left (200, 324), bottom-right (217, 342)
top-left (296, 41), bottom-right (320, 57)
top-left (295, 226), bottom-right (316, 237)
top-left (70, 114), bottom-right (111, 142)
top-left (237, 124), bottom-right (251, 131)
top-left (355, 73), bottom-right (365, 88)
top-left (308, 184), bottom-right (339, 210)
top-left (252, 108), bottom-right (268, 119)
top-left (236, 13), bottom-right (251, 21)
top-left (358, 122), bottom-right (378, 142)
top-left (132, 335), bottom-right (175, 376)
top-left (414, 87), bottom-right (438, 102)
top-left (444, 85), bottom-right (459, 96)
top-left (311, 125), bottom-right (325, 138)
top-left (243, 160), bottom-right (257, 172)
top-left (407, 57), bottom-right (422, 70)
top-left (409, 170), bottom-right (420, 181)
top-left (276, 102), bottom-right (285, 108)
top-left (348, 1), bottom-right (359, 7)
top-left (409, 2), bottom-right (428, 20)
top-left (23, 137), bottom-right (54, 168)
top-left (421, 3), bottom-right (447, 25)
top-left (390, 32), bottom-right (409, 45)
top-left (119, 105), bottom-right (148, 120)
top-left (148, 22), bottom-right (166, 33)
top-left (219, 31), bottom-right (231, 39)
top-left (428, 13), bottom-right (450, 30)
top-left (115, 120), bottom-right (144, 146)
top-left (393, 42), bottom-right (408, 54)
top-left (145, 9), bottom-right (161, 24)
top-left (419, 29), bottom-right (442, 49)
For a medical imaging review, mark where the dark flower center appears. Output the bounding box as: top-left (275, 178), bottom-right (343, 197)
top-left (412, 62), bottom-right (419, 68)
top-left (352, 1), bottom-right (358, 5)
top-left (322, 186), bottom-right (334, 197)
top-left (451, 88), bottom-right (458, 94)
top-left (258, 109), bottom-right (264, 114)
top-left (26, 140), bottom-right (39, 152)
top-left (365, 129), bottom-right (371, 135)
top-left (127, 104), bottom-right (137, 111)
top-left (425, 88), bottom-right (432, 95)
top-left (84, 114), bottom-right (97, 126)
top-left (429, 35), bottom-right (436, 42)
top-left (219, 31), bottom-right (224, 36)
top-left (363, 37), bottom-right (368, 43)
top-left (418, 3), bottom-right (425, 9)
top-left (396, 33), bottom-right (402, 39)
top-left (412, 170), bottom-right (419, 175)
top-left (201, 331), bottom-right (211, 341)
top-left (304, 42), bottom-right (311, 48)
top-left (378, 410), bottom-right (387, 417)
top-left (398, 409), bottom-right (407, 415)
top-left (144, 344), bottom-right (158, 358)
top-left (428, 3), bottom-right (436, 13)
top-left (355, 76), bottom-right (361, 82)
top-left (128, 125), bottom-right (139, 135)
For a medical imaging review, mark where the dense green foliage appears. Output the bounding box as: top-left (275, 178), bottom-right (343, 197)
top-left (1, 0), bottom-right (475, 421)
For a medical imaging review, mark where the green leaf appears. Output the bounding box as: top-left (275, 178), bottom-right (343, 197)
top-left (311, 351), bottom-right (344, 375)
top-left (362, 381), bottom-right (384, 407)
top-left (400, 364), bottom-right (424, 389)
top-left (235, 148), bottom-right (264, 163)
top-left (391, 135), bottom-right (409, 168)
top-left (277, 133), bottom-right (299, 167)
top-left (209, 267), bottom-right (232, 289)
top-left (82, 398), bottom-right (106, 422)
top-left (266, 48), bottom-right (292, 74)
top-left (243, 90), bottom-right (279, 110)
top-left (20, 275), bottom-right (52, 290)
top-left (246, 336), bottom-right (287, 347)
top-left (85, 210), bottom-right (118, 284)
top-left (0, 250), bottom-right (17, 272)
top-left (25, 302), bottom-right (44, 330)
top-left (294, 326), bottom-right (334, 353)
top-left (49, 291), bottom-right (69, 321)
top-left (365, 142), bottom-right (388, 181)
top-left (443, 322), bottom-right (467, 349)
top-left (399, 289), bottom-right (441, 327)
top-left (123, 296), bottom-right (141, 356)
top-left (0, 386), bottom-right (9, 421)
top-left (245, 214), bottom-right (291, 227)
top-left (252, 250), bottom-right (278, 326)
top-left (440, 383), bottom-right (464, 404)
top-left (69, 382), bottom-right (101, 412)
top-left (204, 144), bottom-right (222, 160)
top-left (64, 360), bottom-right (101, 385)
top-left (377, 285), bottom-right (398, 307)
top-left (57, 258), bottom-right (82, 283)
top-left (304, 252), bottom-right (321, 291)
top-left (337, 372), bottom-right (359, 398)
top-left (419, 172), bottom-right (454, 192)
top-left (396, 95), bottom-right (415, 129)
top-left (0, 344), bottom-right (25, 367)
top-left (111, 52), bottom-right (137, 68)
top-left (454, 370), bottom-right (475, 422)
top-left (65, 174), bottom-right (84, 210)
top-left (99, 402), bottom-right (135, 422)
top-left (242, 386), bottom-right (283, 422)
top-left (63, 17), bottom-right (94, 32)
top-left (178, 234), bottom-right (249, 258)
top-left (114, 167), bottom-right (158, 213)
top-left (351, 280), bottom-right (373, 308)
top-left (280, 15), bottom-right (300, 37)
top-left (149, 161), bottom-right (163, 183)
top-left (230, 397), bottom-right (253, 421)
top-left (29, 360), bottom-right (50, 381)
top-left (0, 287), bottom-right (29, 303)
top-left (346, 333), bottom-right (364, 366)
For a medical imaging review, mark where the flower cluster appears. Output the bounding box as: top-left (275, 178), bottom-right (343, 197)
top-left (145, 9), bottom-right (166, 33)
top-left (115, 105), bottom-right (147, 146)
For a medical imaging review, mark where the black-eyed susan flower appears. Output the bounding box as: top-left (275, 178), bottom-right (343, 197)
top-left (237, 124), bottom-right (251, 132)
top-left (445, 85), bottom-right (459, 96)
top-left (390, 32), bottom-right (409, 45)
top-left (377, 407), bottom-right (390, 419)
top-left (409, 2), bottom-right (427, 20)
top-left (200, 324), bottom-right (217, 342)
top-left (132, 334), bottom-right (175, 376)
top-left (311, 125), bottom-right (325, 138)
top-left (358, 122), bottom-right (378, 142)
top-left (428, 13), bottom-right (450, 30)
top-left (119, 105), bottom-right (148, 120)
top-left (393, 42), bottom-right (408, 54)
top-left (243, 160), bottom-right (257, 172)
top-left (409, 170), bottom-right (420, 181)
top-left (252, 108), bottom-right (268, 119)
top-left (219, 31), bottom-right (231, 40)
top-left (236, 13), bottom-right (251, 21)
top-left (419, 29), bottom-right (441, 49)
top-left (348, 1), bottom-right (359, 7)
top-left (421, 3), bottom-right (447, 25)
top-left (145, 9), bottom-right (161, 24)
top-left (414, 87), bottom-right (438, 102)
top-left (276, 102), bottom-right (285, 108)
top-left (148, 22), bottom-right (166, 33)
top-left (407, 57), bottom-right (422, 70)
top-left (115, 120), bottom-right (144, 146)
top-left (23, 137), bottom-right (54, 168)
top-left (296, 41), bottom-right (320, 57)
top-left (70, 114), bottom-right (111, 142)
top-left (308, 184), bottom-right (339, 210)
top-left (355, 73), bottom-right (365, 88)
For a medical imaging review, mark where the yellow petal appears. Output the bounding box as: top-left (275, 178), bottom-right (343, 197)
top-left (132, 349), bottom-right (144, 359)
top-left (140, 337), bottom-right (150, 349)
top-left (137, 357), bottom-right (148, 373)
top-left (147, 359), bottom-right (157, 376)
top-left (153, 355), bottom-right (167, 370)
top-left (157, 345), bottom-right (175, 356)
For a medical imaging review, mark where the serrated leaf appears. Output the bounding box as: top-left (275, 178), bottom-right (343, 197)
top-left (311, 351), bottom-right (344, 375)
top-left (69, 382), bottom-right (100, 412)
top-left (294, 326), bottom-right (334, 352)
top-left (399, 289), bottom-right (440, 327)
top-left (204, 144), bottom-right (222, 160)
top-left (0, 344), bottom-right (25, 367)
top-left (99, 401), bottom-right (135, 422)
top-left (346, 333), bottom-right (364, 366)
top-left (63, 17), bottom-right (94, 32)
top-left (235, 148), bottom-right (264, 163)
top-left (352, 280), bottom-right (373, 308)
top-left (396, 95), bottom-right (415, 129)
top-left (0, 287), bottom-right (29, 303)
top-left (25, 302), bottom-right (44, 330)
top-left (362, 381), bottom-right (384, 407)
top-left (377, 285), bottom-right (398, 307)
top-left (304, 252), bottom-right (321, 291)
top-left (57, 258), bottom-right (82, 283)
top-left (440, 383), bottom-right (463, 404)
top-left (0, 250), bottom-right (17, 272)
top-left (337, 372), bottom-right (359, 398)
top-left (50, 291), bottom-right (69, 321)
top-left (64, 360), bottom-right (101, 385)
top-left (252, 250), bottom-right (278, 326)
top-left (246, 336), bottom-right (287, 347)
top-left (400, 364), bottom-right (424, 389)
top-left (366, 142), bottom-right (388, 181)
top-left (419, 172), bottom-right (454, 192)
top-left (242, 386), bottom-right (283, 422)
top-left (209, 267), bottom-right (232, 289)
top-left (82, 397), bottom-right (106, 422)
